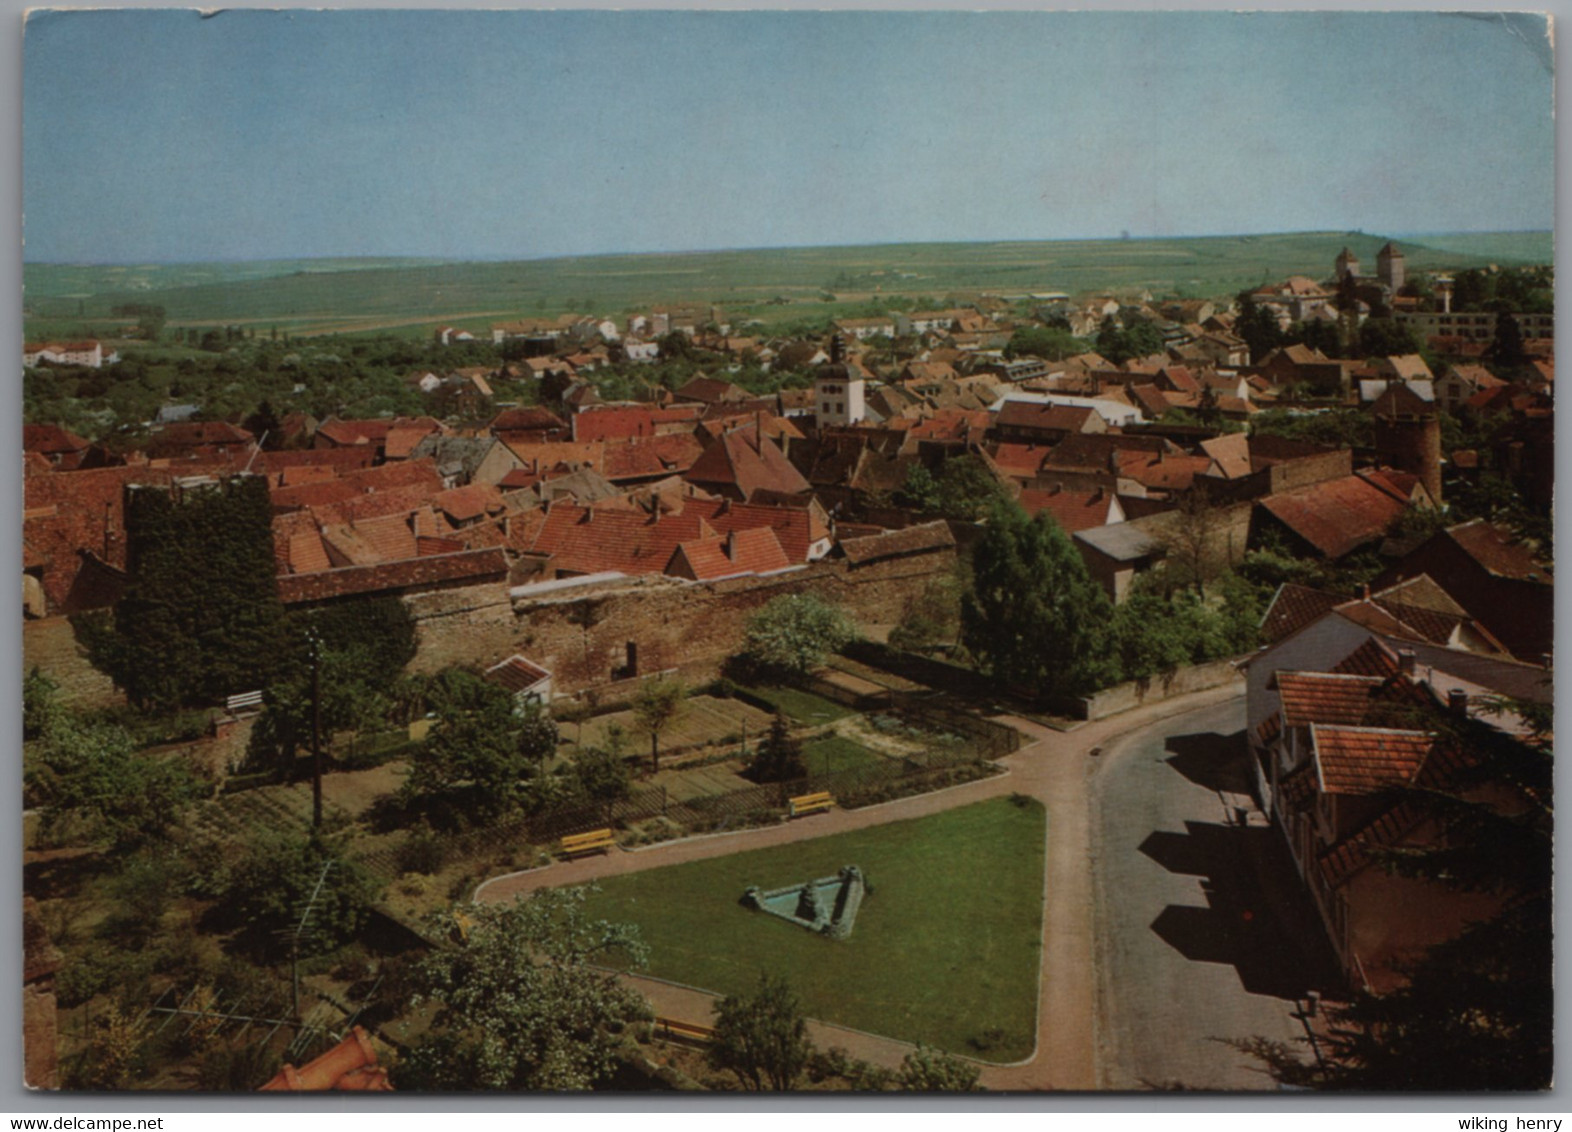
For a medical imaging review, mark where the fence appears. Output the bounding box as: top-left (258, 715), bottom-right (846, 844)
top-left (359, 694), bottom-right (1017, 874)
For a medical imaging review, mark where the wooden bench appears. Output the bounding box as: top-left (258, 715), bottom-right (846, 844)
top-left (560, 828), bottom-right (616, 858)
top-left (788, 791), bottom-right (835, 818)
top-left (654, 1017), bottom-right (715, 1046)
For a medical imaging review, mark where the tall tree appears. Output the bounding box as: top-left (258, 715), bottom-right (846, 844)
top-left (961, 504), bottom-right (1117, 700)
top-left (400, 887), bottom-right (649, 1092)
top-left (749, 712), bottom-right (806, 784)
top-left (631, 677), bottom-right (687, 772)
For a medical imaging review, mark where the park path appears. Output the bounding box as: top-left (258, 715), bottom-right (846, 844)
top-left (474, 681), bottom-right (1246, 1091)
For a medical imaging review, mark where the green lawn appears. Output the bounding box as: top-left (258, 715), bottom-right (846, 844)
top-left (800, 735), bottom-right (887, 775)
top-left (577, 796), bottom-right (1046, 1060)
top-left (741, 686), bottom-right (855, 726)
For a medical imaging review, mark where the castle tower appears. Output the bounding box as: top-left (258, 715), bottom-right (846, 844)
top-left (814, 333), bottom-right (865, 428)
top-left (1372, 381), bottom-right (1441, 504)
top-left (1335, 247), bottom-right (1361, 281)
top-left (1377, 242), bottom-right (1406, 292)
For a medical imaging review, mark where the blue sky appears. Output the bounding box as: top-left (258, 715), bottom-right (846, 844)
top-left (22, 10), bottom-right (1555, 263)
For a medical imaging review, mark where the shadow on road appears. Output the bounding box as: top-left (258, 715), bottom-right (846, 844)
top-left (1164, 729), bottom-right (1254, 794)
top-left (1141, 820), bottom-right (1345, 1001)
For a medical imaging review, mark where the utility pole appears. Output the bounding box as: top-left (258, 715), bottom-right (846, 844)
top-left (309, 630), bottom-right (323, 830)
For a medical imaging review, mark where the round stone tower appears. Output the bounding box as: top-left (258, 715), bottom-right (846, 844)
top-left (1372, 381), bottom-right (1441, 503)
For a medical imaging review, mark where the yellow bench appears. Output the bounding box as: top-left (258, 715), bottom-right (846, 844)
top-left (654, 1017), bottom-right (715, 1045)
top-left (560, 828), bottom-right (616, 858)
top-left (788, 791), bottom-right (834, 818)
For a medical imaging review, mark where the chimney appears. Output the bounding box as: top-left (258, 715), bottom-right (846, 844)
top-left (1361, 583), bottom-right (1371, 601)
top-left (1447, 688), bottom-right (1469, 720)
top-left (1397, 649), bottom-right (1417, 677)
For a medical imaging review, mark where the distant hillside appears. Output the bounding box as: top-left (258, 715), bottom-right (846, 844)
top-left (23, 231), bottom-right (1548, 339)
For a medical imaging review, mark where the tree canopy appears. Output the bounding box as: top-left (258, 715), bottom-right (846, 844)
top-left (399, 887), bottom-right (649, 1091)
top-left (961, 504), bottom-right (1116, 700)
top-left (708, 973), bottom-right (814, 1092)
top-left (741, 593), bottom-right (857, 678)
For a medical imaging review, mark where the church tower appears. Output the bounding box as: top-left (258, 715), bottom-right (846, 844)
top-left (814, 334), bottom-right (865, 428)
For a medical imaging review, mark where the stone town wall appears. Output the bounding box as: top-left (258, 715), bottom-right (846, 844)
top-left (402, 548), bottom-right (957, 699)
top-left (22, 618), bottom-right (122, 710)
top-left (1076, 655), bottom-right (1244, 721)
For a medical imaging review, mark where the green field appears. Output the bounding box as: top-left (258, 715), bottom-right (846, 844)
top-left (22, 230), bottom-right (1550, 340)
top-left (578, 795), bottom-right (1047, 1060)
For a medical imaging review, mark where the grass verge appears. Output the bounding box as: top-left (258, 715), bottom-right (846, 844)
top-left (577, 795), bottom-right (1045, 1060)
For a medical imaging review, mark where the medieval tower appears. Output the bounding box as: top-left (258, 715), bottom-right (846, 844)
top-left (1377, 241), bottom-right (1406, 292)
top-left (1372, 381), bottom-right (1441, 504)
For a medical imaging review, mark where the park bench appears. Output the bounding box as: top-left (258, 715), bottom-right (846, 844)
top-left (788, 791), bottom-right (835, 818)
top-left (560, 828), bottom-right (617, 858)
top-left (654, 1017), bottom-right (715, 1046)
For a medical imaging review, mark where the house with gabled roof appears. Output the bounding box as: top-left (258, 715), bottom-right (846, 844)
top-left (683, 423), bottom-right (809, 502)
top-left (1252, 470), bottom-right (1417, 560)
top-left (666, 527), bottom-right (793, 582)
top-left (1373, 520), bottom-right (1553, 663)
top-left (23, 425), bottom-right (93, 470)
top-left (1247, 631), bottom-right (1536, 994)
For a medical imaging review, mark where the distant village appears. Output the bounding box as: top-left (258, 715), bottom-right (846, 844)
top-left (20, 240), bottom-right (1555, 1090)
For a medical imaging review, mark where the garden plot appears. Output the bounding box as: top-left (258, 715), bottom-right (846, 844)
top-left (568, 695), bottom-right (775, 757)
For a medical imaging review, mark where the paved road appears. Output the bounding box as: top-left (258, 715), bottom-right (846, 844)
top-left (1089, 695), bottom-right (1342, 1090)
top-left (476, 682), bottom-right (1312, 1091)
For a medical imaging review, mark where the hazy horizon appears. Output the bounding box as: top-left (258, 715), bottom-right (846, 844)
top-left (21, 226), bottom-right (1556, 271)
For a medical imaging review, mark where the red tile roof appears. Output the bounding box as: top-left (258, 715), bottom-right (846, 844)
top-left (684, 424), bottom-right (809, 500)
top-left (1330, 637), bottom-right (1403, 678)
top-left (840, 520), bottom-right (955, 566)
top-left (995, 401), bottom-right (1100, 435)
top-left (489, 407), bottom-right (566, 436)
top-left (432, 483), bottom-right (505, 524)
top-left (1311, 724), bottom-right (1435, 795)
top-left (601, 434), bottom-right (705, 482)
top-left (1019, 486), bottom-right (1118, 533)
top-left (1200, 432), bottom-right (1252, 479)
top-left (1256, 474), bottom-right (1410, 558)
top-left (679, 497), bottom-right (826, 563)
top-left (528, 503), bottom-right (715, 576)
top-left (571, 405), bottom-right (701, 442)
top-left (1445, 519), bottom-right (1551, 582)
top-left (990, 442), bottom-right (1051, 479)
top-left (253, 448), bottom-right (376, 476)
top-left (23, 424), bottom-right (90, 454)
top-left (1259, 583), bottom-right (1344, 643)
top-left (1115, 451), bottom-right (1212, 493)
top-left (674, 376), bottom-right (748, 404)
top-left (1275, 671), bottom-right (1386, 728)
top-left (668, 527), bottom-right (791, 581)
